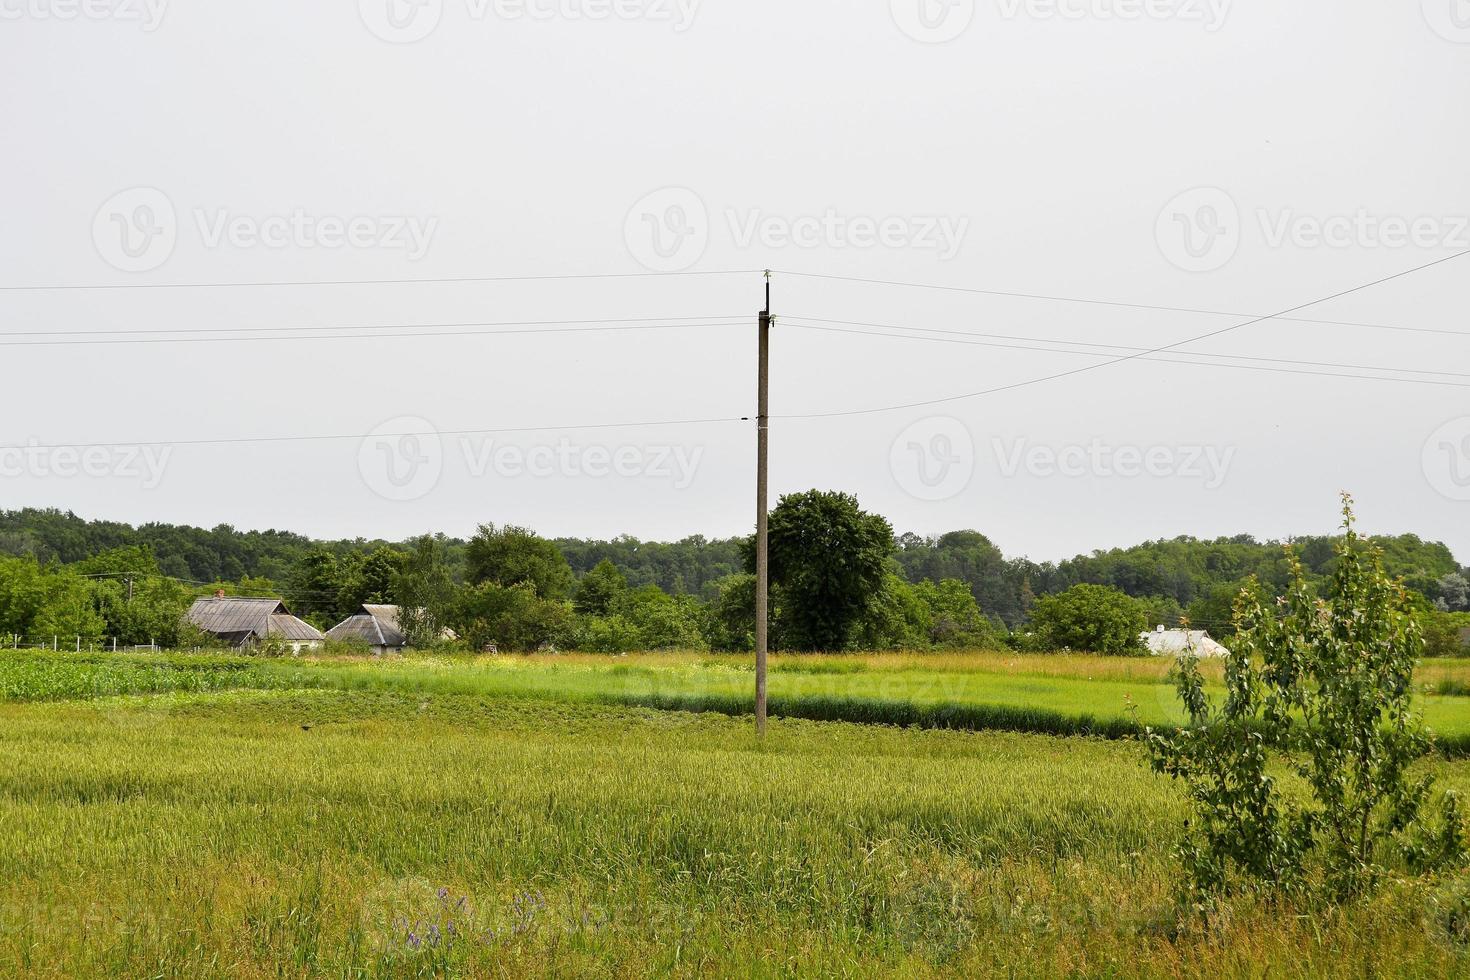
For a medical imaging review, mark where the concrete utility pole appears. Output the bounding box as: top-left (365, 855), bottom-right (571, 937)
top-left (755, 271), bottom-right (772, 735)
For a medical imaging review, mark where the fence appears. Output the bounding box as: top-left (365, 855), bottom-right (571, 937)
top-left (6, 635), bottom-right (160, 653)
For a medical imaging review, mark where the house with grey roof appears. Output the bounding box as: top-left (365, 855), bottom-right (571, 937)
top-left (326, 604), bottom-right (409, 654)
top-left (186, 594), bottom-right (324, 653)
top-left (1140, 625), bottom-right (1231, 658)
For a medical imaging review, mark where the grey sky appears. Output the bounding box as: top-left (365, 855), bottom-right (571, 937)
top-left (3, 1), bottom-right (1468, 563)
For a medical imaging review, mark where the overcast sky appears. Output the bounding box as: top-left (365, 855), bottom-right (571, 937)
top-left (2, 1), bottom-right (1468, 563)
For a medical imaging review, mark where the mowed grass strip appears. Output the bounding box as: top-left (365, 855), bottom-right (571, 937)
top-left (2, 691), bottom-right (1469, 977)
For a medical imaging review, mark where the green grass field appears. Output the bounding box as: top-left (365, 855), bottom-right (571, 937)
top-left (4, 650), bottom-right (1470, 976)
top-left (10, 648), bottom-right (1470, 749)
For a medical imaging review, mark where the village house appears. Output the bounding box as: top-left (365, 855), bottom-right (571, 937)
top-left (326, 604), bottom-right (409, 655)
top-left (1140, 625), bottom-right (1231, 657)
top-left (186, 593), bottom-right (324, 653)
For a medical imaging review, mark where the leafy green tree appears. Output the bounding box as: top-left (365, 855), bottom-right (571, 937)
top-left (452, 581), bottom-right (573, 652)
top-left (759, 490), bottom-right (894, 652)
top-left (1436, 572), bottom-right (1470, 612)
top-left (393, 535), bottom-right (457, 647)
top-left (1137, 594), bottom-right (1187, 632)
top-left (289, 549), bottom-right (345, 625)
top-left (1149, 498), bottom-right (1466, 901)
top-left (574, 559), bottom-right (628, 616)
top-left (1424, 610), bottom-right (1470, 658)
top-left (1027, 584), bottom-right (1146, 654)
top-left (465, 524), bottom-right (574, 600)
top-left (852, 574), bottom-right (930, 651)
top-left (706, 573), bottom-right (758, 652)
top-left (913, 579), bottom-right (1003, 649)
top-left (576, 614), bottom-right (644, 654)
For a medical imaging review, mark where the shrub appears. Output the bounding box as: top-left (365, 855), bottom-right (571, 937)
top-left (1148, 496), bottom-right (1466, 902)
top-left (1027, 584), bottom-right (1147, 655)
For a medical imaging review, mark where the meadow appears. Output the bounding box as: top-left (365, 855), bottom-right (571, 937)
top-left (4, 650), bottom-right (1470, 976)
top-left (9, 648), bottom-right (1470, 749)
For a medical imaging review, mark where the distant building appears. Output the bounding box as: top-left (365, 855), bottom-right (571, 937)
top-left (186, 594), bottom-right (324, 653)
top-left (1460, 626), bottom-right (1470, 651)
top-left (1140, 625), bottom-right (1231, 658)
top-left (326, 604), bottom-right (409, 655)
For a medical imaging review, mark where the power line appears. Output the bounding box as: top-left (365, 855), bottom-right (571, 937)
top-left (782, 317), bottom-right (1470, 386)
top-left (0, 315), bottom-right (749, 348)
top-left (774, 269), bottom-right (1468, 338)
top-left (776, 249), bottom-right (1470, 420)
top-left (13, 414), bottom-right (748, 453)
top-left (0, 269), bottom-right (763, 292)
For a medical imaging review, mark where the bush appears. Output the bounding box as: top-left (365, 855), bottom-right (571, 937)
top-left (1026, 584), bottom-right (1147, 655)
top-left (1148, 496), bottom-right (1466, 902)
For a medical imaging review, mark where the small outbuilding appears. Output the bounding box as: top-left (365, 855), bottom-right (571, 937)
top-left (1140, 625), bottom-right (1231, 658)
top-left (326, 604), bottom-right (409, 655)
top-left (186, 594), bottom-right (325, 653)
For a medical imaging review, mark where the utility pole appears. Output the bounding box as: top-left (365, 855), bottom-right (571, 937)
top-left (126, 576), bottom-right (134, 605)
top-left (755, 271), bottom-right (772, 735)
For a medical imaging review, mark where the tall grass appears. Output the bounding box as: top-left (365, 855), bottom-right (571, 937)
top-left (2, 691), bottom-right (1468, 976)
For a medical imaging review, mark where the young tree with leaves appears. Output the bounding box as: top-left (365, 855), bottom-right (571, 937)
top-left (1149, 496), bottom-right (1465, 901)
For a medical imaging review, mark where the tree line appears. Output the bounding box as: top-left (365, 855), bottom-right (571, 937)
top-left (1, 498), bottom-right (1466, 654)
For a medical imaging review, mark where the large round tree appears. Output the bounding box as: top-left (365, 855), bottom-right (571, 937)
top-left (760, 490), bottom-right (894, 652)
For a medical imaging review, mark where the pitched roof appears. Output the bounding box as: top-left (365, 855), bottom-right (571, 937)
top-left (326, 604), bottom-right (408, 647)
top-left (187, 597), bottom-right (323, 642)
top-left (1141, 629), bottom-right (1231, 657)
